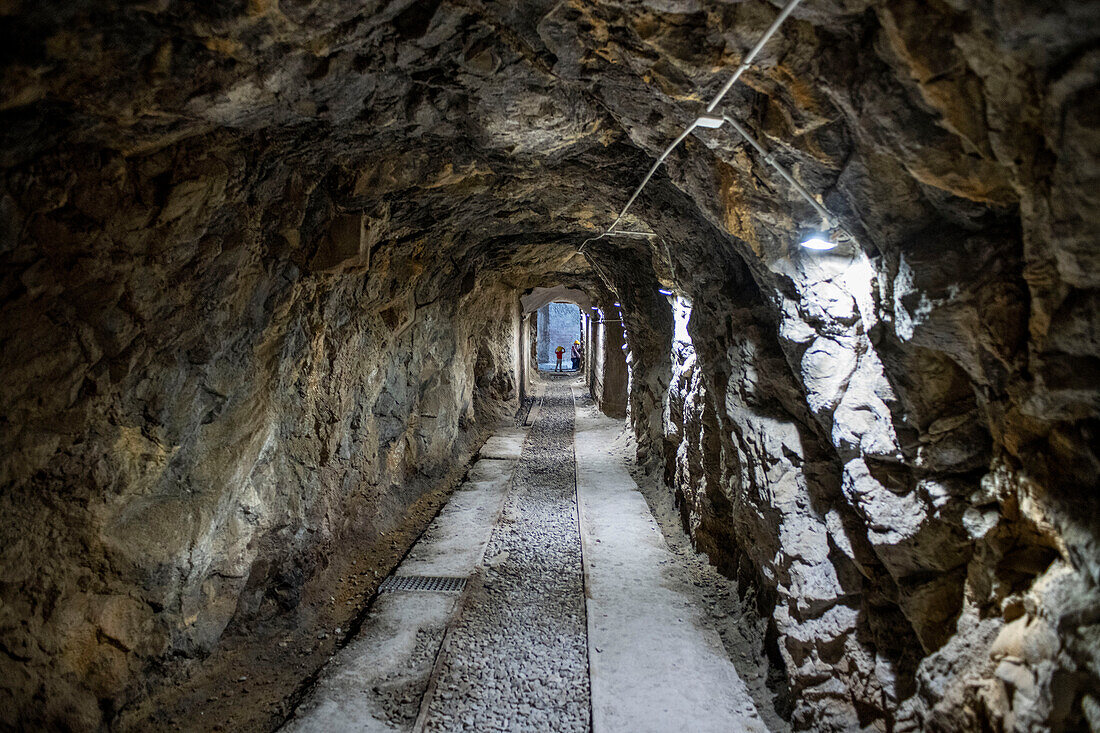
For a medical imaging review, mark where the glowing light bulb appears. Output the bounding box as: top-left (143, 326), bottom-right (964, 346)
top-left (800, 235), bottom-right (836, 250)
top-left (658, 289), bottom-right (673, 295)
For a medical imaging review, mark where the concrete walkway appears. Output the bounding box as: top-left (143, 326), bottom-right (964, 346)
top-left (574, 391), bottom-right (767, 733)
top-left (284, 434), bottom-right (523, 732)
top-left (284, 378), bottom-right (768, 732)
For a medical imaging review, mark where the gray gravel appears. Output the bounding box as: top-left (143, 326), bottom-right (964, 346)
top-left (376, 627), bottom-right (447, 726)
top-left (423, 383), bottom-right (589, 732)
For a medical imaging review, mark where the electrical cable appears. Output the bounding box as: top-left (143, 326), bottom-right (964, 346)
top-left (606, 123), bottom-right (702, 234)
top-left (704, 0), bottom-right (804, 113)
top-left (594, 0), bottom-right (805, 240)
top-left (720, 113), bottom-right (837, 229)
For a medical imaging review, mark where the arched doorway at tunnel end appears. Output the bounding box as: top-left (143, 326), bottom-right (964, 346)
top-left (519, 286), bottom-right (627, 419)
top-left (536, 302), bottom-right (582, 372)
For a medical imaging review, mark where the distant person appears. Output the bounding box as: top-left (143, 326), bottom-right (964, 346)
top-left (571, 340), bottom-right (581, 370)
top-left (554, 345), bottom-right (565, 371)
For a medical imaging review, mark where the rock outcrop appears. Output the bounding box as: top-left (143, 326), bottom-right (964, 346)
top-left (1, 0), bottom-right (1097, 730)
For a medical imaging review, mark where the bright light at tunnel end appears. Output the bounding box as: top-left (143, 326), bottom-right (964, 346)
top-left (800, 235), bottom-right (837, 251)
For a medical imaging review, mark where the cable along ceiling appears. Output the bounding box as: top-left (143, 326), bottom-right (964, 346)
top-left (579, 0), bottom-right (853, 256)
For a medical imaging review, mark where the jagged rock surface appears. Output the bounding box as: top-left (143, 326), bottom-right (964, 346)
top-left (1, 0), bottom-right (1097, 730)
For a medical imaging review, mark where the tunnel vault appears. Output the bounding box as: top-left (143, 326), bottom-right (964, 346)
top-left (1, 0), bottom-right (1098, 730)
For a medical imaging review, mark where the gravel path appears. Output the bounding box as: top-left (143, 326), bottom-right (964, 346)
top-left (422, 382), bottom-right (589, 732)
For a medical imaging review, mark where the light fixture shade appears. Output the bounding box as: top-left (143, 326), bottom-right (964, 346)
top-left (694, 115), bottom-right (725, 129)
top-left (800, 236), bottom-right (836, 250)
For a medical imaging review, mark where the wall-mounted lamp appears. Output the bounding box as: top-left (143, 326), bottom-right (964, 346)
top-left (799, 235), bottom-right (837, 251)
top-left (694, 114), bottom-right (725, 129)
top-left (613, 302), bottom-right (621, 307)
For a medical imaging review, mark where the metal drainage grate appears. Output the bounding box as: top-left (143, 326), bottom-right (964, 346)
top-left (378, 575), bottom-right (468, 594)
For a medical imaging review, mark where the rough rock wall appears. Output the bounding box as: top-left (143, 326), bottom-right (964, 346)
top-left (537, 1), bottom-right (1100, 729)
top-left (0, 131), bottom-right (522, 727)
top-left (587, 309), bottom-right (629, 419)
top-left (657, 239), bottom-right (928, 731)
top-left (536, 304), bottom-right (550, 365)
top-left (610, 177), bottom-right (1097, 731)
top-left (586, 238), bottom-right (675, 468)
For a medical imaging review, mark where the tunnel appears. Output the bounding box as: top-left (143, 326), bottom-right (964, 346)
top-left (1, 0), bottom-right (1099, 731)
